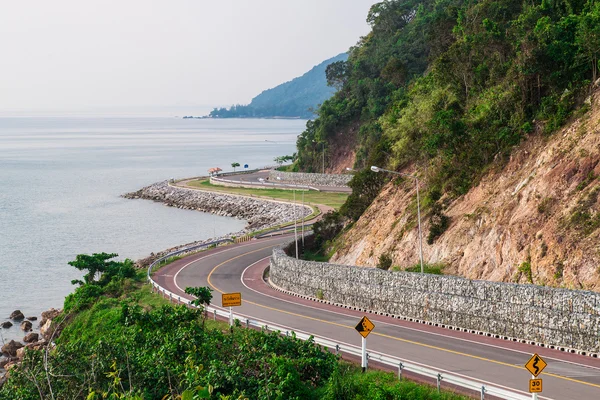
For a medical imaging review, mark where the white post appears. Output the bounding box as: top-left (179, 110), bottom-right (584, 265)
top-left (416, 178), bottom-right (424, 273)
top-left (322, 142), bottom-right (325, 174)
top-left (229, 306), bottom-right (233, 327)
top-left (301, 190), bottom-right (305, 247)
top-left (532, 375), bottom-right (537, 400)
top-left (294, 189), bottom-right (298, 259)
top-left (361, 336), bottom-right (367, 372)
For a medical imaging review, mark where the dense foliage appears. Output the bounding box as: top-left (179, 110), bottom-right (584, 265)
top-left (296, 0), bottom-right (600, 216)
top-left (209, 53), bottom-right (347, 119)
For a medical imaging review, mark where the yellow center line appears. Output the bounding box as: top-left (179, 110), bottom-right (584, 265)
top-left (204, 244), bottom-right (600, 389)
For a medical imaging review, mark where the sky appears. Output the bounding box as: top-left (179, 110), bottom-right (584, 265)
top-left (1, 0), bottom-right (377, 116)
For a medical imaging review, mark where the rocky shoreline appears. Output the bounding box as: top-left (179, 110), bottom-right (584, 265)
top-left (1, 308), bottom-right (62, 383)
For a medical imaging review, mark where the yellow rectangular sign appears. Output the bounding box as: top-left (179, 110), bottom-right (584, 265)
top-left (222, 292), bottom-right (242, 307)
top-left (529, 379), bottom-right (542, 393)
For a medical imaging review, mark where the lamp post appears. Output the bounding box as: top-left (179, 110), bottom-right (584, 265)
top-left (293, 188), bottom-right (298, 259)
top-left (312, 140), bottom-right (325, 174)
top-left (370, 165), bottom-right (424, 273)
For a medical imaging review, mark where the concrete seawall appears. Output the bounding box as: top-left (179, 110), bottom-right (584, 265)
top-left (270, 242), bottom-right (600, 354)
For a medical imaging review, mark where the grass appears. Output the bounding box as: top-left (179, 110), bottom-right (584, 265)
top-left (316, 363), bottom-right (470, 400)
top-left (302, 249), bottom-right (330, 262)
top-left (187, 179), bottom-right (349, 210)
top-left (396, 263), bottom-right (446, 275)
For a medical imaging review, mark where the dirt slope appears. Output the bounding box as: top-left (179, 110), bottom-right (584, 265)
top-left (331, 93), bottom-right (600, 290)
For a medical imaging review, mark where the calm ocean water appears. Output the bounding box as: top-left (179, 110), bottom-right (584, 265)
top-left (0, 117), bottom-right (302, 342)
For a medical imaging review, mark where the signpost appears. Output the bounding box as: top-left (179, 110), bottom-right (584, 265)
top-left (525, 353), bottom-right (547, 399)
top-left (222, 292), bottom-right (242, 326)
top-left (355, 316), bottom-right (375, 372)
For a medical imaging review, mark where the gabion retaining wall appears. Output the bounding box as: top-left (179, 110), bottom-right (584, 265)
top-left (269, 171), bottom-right (352, 187)
top-left (270, 246), bottom-right (600, 353)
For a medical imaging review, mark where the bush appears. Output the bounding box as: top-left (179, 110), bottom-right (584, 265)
top-left (377, 253), bottom-right (393, 270)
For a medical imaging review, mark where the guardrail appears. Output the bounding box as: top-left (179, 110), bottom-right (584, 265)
top-left (146, 238), bottom-right (234, 278)
top-left (147, 245), bottom-right (532, 400)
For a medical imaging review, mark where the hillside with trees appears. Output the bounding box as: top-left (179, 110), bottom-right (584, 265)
top-left (209, 53), bottom-right (347, 119)
top-left (298, 0), bottom-right (600, 289)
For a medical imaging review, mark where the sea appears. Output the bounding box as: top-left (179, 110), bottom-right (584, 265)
top-left (0, 116), bottom-right (303, 343)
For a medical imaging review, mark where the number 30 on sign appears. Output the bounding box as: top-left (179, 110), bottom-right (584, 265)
top-left (529, 379), bottom-right (542, 393)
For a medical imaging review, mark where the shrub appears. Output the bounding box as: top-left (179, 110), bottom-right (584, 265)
top-left (377, 253), bottom-right (393, 270)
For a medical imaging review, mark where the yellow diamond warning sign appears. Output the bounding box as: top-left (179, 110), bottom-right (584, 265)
top-left (355, 316), bottom-right (375, 338)
top-left (525, 354), bottom-right (547, 377)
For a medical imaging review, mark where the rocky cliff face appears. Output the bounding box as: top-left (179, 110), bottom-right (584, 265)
top-left (331, 94), bottom-right (600, 291)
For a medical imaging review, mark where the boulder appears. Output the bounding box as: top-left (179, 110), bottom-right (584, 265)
top-left (39, 308), bottom-right (61, 327)
top-left (1, 341), bottom-right (23, 357)
top-left (15, 347), bottom-right (25, 359)
top-left (0, 321), bottom-right (12, 329)
top-left (23, 332), bottom-right (39, 343)
top-left (26, 316), bottom-right (37, 321)
top-left (20, 321), bottom-right (32, 332)
top-left (0, 357), bottom-right (9, 369)
top-left (27, 339), bottom-right (47, 351)
top-left (40, 319), bottom-right (57, 341)
top-left (3, 361), bottom-right (17, 371)
top-left (9, 310), bottom-right (24, 321)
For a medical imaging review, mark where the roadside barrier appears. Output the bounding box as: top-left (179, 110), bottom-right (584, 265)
top-left (147, 244), bottom-right (533, 400)
top-left (234, 235), bottom-right (251, 243)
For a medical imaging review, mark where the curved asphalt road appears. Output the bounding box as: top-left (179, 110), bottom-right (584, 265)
top-left (154, 235), bottom-right (600, 400)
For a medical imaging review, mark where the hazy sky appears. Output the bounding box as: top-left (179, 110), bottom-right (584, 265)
top-left (1, 1), bottom-right (376, 115)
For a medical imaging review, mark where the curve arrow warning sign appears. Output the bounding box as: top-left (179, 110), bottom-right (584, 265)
top-left (355, 316), bottom-right (375, 338)
top-left (525, 353), bottom-right (547, 377)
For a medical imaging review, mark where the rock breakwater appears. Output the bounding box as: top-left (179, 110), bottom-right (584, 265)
top-left (123, 181), bottom-right (311, 231)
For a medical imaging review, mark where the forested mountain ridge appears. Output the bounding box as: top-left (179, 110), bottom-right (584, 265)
top-left (298, 0), bottom-right (600, 289)
top-left (209, 53), bottom-right (347, 119)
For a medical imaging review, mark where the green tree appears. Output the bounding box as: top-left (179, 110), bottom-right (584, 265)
top-left (576, 2), bottom-right (600, 84)
top-left (68, 252), bottom-right (120, 286)
top-left (184, 286), bottom-right (213, 309)
top-left (231, 162), bottom-right (240, 172)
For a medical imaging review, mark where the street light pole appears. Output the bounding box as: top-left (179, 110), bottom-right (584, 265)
top-left (294, 189), bottom-right (298, 259)
top-left (301, 189), bottom-right (305, 247)
top-left (321, 142), bottom-right (325, 174)
top-left (370, 165), bottom-right (424, 273)
top-left (312, 140), bottom-right (325, 174)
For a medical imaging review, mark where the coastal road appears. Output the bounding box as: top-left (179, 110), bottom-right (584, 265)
top-left (154, 236), bottom-right (600, 400)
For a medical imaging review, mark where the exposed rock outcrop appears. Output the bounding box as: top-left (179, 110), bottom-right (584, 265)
top-left (0, 322), bottom-right (12, 329)
top-left (331, 93), bottom-right (600, 290)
